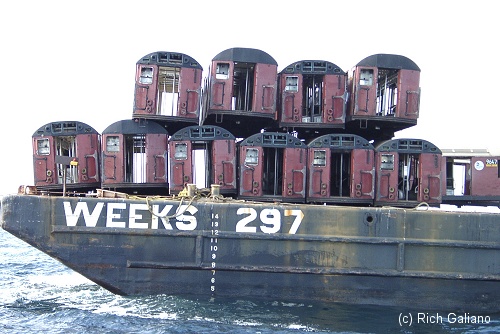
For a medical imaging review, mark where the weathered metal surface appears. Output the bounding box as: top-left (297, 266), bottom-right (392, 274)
top-left (1, 194), bottom-right (500, 312)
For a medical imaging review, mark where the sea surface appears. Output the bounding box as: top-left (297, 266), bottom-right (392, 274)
top-left (1, 228), bottom-right (499, 334)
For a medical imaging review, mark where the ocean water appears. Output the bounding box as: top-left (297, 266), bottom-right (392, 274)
top-left (1, 229), bottom-right (499, 334)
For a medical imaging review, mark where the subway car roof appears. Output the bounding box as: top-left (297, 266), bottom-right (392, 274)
top-left (137, 51), bottom-right (203, 70)
top-left (102, 119), bottom-right (168, 135)
top-left (375, 138), bottom-right (441, 153)
top-left (442, 148), bottom-right (500, 157)
top-left (308, 134), bottom-right (373, 149)
top-left (212, 47), bottom-right (278, 66)
top-left (239, 132), bottom-right (306, 148)
top-left (280, 60), bottom-right (345, 75)
top-left (170, 125), bottom-right (235, 141)
top-left (356, 54), bottom-right (420, 71)
top-left (33, 121), bottom-right (98, 137)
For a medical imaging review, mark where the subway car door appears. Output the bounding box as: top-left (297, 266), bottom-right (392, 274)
top-left (134, 64), bottom-right (159, 115)
top-left (323, 74), bottom-right (346, 124)
top-left (145, 133), bottom-right (167, 183)
top-left (282, 148), bottom-right (306, 200)
top-left (240, 147), bottom-right (263, 197)
top-left (211, 139), bottom-right (236, 190)
top-left (76, 133), bottom-right (99, 183)
top-left (308, 148), bottom-right (331, 199)
top-left (170, 140), bottom-right (192, 191)
top-left (281, 74), bottom-right (303, 123)
top-left (210, 62), bottom-right (234, 110)
top-left (376, 151), bottom-right (399, 203)
top-left (354, 66), bottom-right (377, 116)
top-left (418, 153), bottom-right (442, 203)
top-left (102, 134), bottom-right (124, 183)
top-left (351, 148), bottom-right (374, 199)
top-left (33, 136), bottom-right (54, 185)
top-left (398, 69), bottom-right (420, 119)
top-left (253, 63), bottom-right (277, 116)
top-left (178, 67), bottom-right (200, 118)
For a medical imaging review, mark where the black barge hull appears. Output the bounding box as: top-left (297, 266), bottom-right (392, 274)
top-left (1, 194), bottom-right (499, 312)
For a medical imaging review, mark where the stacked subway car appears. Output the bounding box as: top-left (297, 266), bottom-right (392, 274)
top-left (31, 48), bottom-right (500, 207)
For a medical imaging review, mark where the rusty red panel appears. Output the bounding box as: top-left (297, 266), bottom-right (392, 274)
top-left (397, 69), bottom-right (420, 118)
top-left (178, 67), bottom-right (201, 118)
top-left (280, 73), bottom-right (302, 124)
top-left (169, 140), bottom-right (192, 192)
top-left (102, 134), bottom-right (120, 184)
top-left (102, 134), bottom-right (124, 184)
top-left (471, 157), bottom-right (500, 196)
top-left (418, 153), bottom-right (442, 203)
top-left (375, 151), bottom-right (398, 202)
top-left (134, 85), bottom-right (148, 111)
top-left (282, 148), bottom-right (306, 199)
top-left (253, 63), bottom-right (277, 116)
top-left (75, 133), bottom-right (100, 183)
top-left (210, 61), bottom-right (234, 110)
top-left (352, 67), bottom-right (377, 116)
top-left (145, 133), bottom-right (167, 183)
top-left (33, 136), bottom-right (55, 185)
top-left (134, 64), bottom-right (158, 115)
top-left (239, 147), bottom-right (263, 197)
top-left (308, 148), bottom-right (331, 199)
top-left (351, 149), bottom-right (374, 199)
top-left (281, 92), bottom-right (301, 123)
top-left (212, 140), bottom-right (236, 190)
top-left (390, 69), bottom-right (419, 119)
top-left (323, 74), bottom-right (345, 124)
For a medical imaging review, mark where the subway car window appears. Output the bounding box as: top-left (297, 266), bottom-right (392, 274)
top-left (140, 67), bottom-right (153, 84)
top-left (37, 139), bottom-right (50, 155)
top-left (285, 76), bottom-right (298, 92)
top-left (244, 148), bottom-right (259, 165)
top-left (359, 69), bottom-right (373, 85)
top-left (216, 63), bottom-right (229, 79)
top-left (106, 136), bottom-right (120, 152)
top-left (381, 154), bottom-right (394, 170)
top-left (174, 143), bottom-right (188, 160)
top-left (313, 150), bottom-right (327, 167)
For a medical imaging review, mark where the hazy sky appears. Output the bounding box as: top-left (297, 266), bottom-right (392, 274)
top-left (0, 0), bottom-right (497, 195)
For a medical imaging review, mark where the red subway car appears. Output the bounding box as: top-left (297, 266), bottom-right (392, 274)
top-left (442, 149), bottom-right (500, 207)
top-left (307, 134), bottom-right (374, 205)
top-left (374, 139), bottom-right (442, 207)
top-left (278, 60), bottom-right (347, 139)
top-left (32, 121), bottom-right (100, 193)
top-left (101, 119), bottom-right (168, 195)
top-left (239, 132), bottom-right (306, 203)
top-left (169, 125), bottom-right (237, 195)
top-left (347, 54), bottom-right (421, 141)
top-left (202, 48), bottom-right (278, 137)
top-left (133, 51), bottom-right (203, 133)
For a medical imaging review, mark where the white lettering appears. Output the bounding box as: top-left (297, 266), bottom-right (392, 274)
top-left (63, 201), bottom-right (104, 227)
top-left (236, 208), bottom-right (304, 234)
top-left (106, 203), bottom-right (127, 228)
top-left (64, 202), bottom-right (305, 234)
top-left (259, 208), bottom-right (281, 233)
top-left (175, 205), bottom-right (198, 231)
top-left (151, 204), bottom-right (174, 229)
top-left (236, 208), bottom-right (257, 233)
top-left (285, 209), bottom-right (304, 234)
top-left (129, 203), bottom-right (149, 229)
